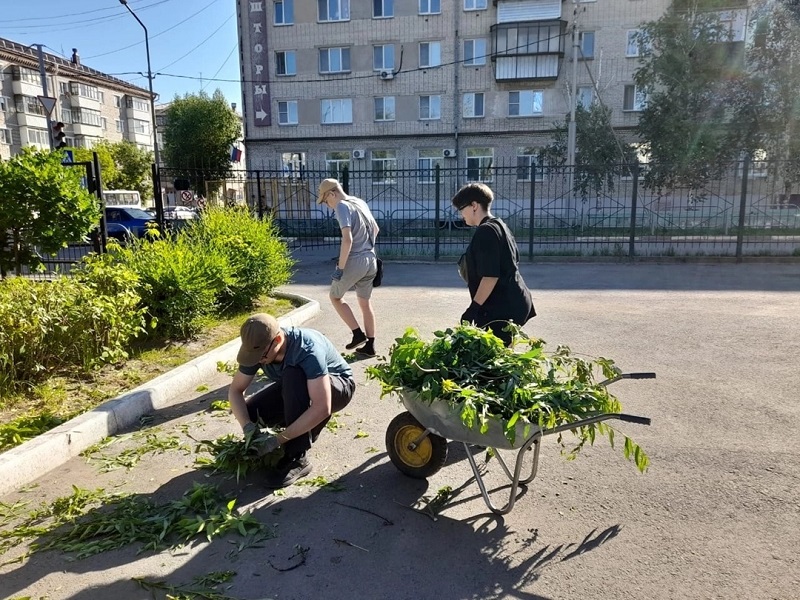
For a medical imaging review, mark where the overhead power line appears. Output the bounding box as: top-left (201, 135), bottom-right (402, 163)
top-left (156, 13), bottom-right (235, 72)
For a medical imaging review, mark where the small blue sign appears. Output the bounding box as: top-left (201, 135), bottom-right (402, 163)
top-left (61, 150), bottom-right (74, 165)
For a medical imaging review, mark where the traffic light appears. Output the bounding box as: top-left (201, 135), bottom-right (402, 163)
top-left (53, 121), bottom-right (67, 149)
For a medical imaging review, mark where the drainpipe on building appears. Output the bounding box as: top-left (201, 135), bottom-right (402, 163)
top-left (452, 5), bottom-right (461, 173)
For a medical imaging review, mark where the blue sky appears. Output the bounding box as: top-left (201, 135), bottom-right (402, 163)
top-left (3, 0), bottom-right (242, 109)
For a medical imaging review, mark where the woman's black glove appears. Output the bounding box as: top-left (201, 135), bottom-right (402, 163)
top-left (461, 300), bottom-right (485, 324)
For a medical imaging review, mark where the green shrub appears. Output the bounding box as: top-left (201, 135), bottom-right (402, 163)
top-left (0, 256), bottom-right (147, 392)
top-left (108, 235), bottom-right (228, 339)
top-left (181, 206), bottom-right (294, 311)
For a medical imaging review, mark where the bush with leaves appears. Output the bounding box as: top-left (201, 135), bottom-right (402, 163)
top-left (181, 206), bottom-right (294, 312)
top-left (367, 324), bottom-right (649, 472)
top-left (0, 255), bottom-right (147, 393)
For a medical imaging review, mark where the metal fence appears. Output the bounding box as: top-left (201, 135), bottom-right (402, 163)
top-left (159, 159), bottom-right (800, 260)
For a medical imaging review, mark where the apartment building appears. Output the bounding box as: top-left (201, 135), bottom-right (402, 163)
top-left (0, 38), bottom-right (155, 161)
top-left (236, 0), bottom-right (712, 177)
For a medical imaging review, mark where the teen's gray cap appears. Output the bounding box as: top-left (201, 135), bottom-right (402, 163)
top-left (237, 313), bottom-right (280, 366)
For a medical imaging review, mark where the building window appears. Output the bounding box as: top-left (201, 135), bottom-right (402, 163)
top-left (98, 91), bottom-right (105, 104)
top-left (626, 30), bottom-right (650, 57)
top-left (70, 82), bottom-right (102, 101)
top-left (114, 95), bottom-right (121, 107)
top-left (418, 149), bottom-right (444, 184)
top-left (419, 0), bottom-right (440, 14)
top-left (509, 90), bottom-right (543, 116)
top-left (0, 96), bottom-right (8, 112)
top-left (463, 39), bottom-right (487, 66)
top-left (64, 135), bottom-right (76, 147)
top-left (319, 0), bottom-right (350, 22)
top-left (321, 98), bottom-right (353, 124)
top-left (276, 51), bottom-right (297, 75)
top-left (59, 82), bottom-right (69, 95)
top-left (16, 95), bottom-right (46, 116)
top-left (27, 128), bottom-right (50, 146)
top-left (326, 151), bottom-right (351, 178)
top-left (623, 85), bottom-right (647, 111)
top-left (0, 129), bottom-right (11, 145)
top-left (374, 96), bottom-right (395, 121)
top-left (517, 147), bottom-right (544, 182)
top-left (373, 45), bottom-right (395, 70)
top-left (70, 108), bottom-right (103, 127)
top-left (132, 119), bottom-right (150, 135)
top-left (577, 86), bottom-right (594, 108)
top-left (579, 31), bottom-right (595, 59)
top-left (16, 66), bottom-right (39, 84)
top-left (101, 117), bottom-right (108, 131)
top-left (463, 92), bottom-right (484, 118)
top-left (419, 95), bottom-right (441, 120)
top-left (464, 0), bottom-right (487, 10)
top-left (419, 42), bottom-right (442, 68)
top-left (371, 150), bottom-right (397, 184)
top-left (275, 0), bottom-right (294, 25)
top-left (281, 152), bottom-right (305, 178)
top-left (115, 119), bottom-right (125, 133)
top-left (278, 100), bottom-right (299, 124)
top-left (319, 47), bottom-right (351, 73)
top-left (126, 96), bottom-right (149, 111)
top-left (373, 0), bottom-right (393, 18)
top-left (467, 148), bottom-right (493, 182)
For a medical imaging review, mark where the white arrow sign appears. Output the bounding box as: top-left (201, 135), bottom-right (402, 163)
top-left (255, 109), bottom-right (267, 120)
top-left (37, 96), bottom-right (57, 115)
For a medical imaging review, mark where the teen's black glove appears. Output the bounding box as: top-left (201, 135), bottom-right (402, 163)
top-left (461, 301), bottom-right (485, 324)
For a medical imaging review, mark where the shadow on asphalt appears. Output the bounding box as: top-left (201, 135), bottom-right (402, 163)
top-left (0, 428), bottom-right (622, 600)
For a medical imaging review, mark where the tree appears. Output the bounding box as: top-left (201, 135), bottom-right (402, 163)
top-left (162, 89), bottom-right (241, 192)
top-left (634, 0), bottom-right (744, 197)
top-left (69, 141), bottom-right (154, 200)
top-left (729, 0), bottom-right (800, 200)
top-left (106, 140), bottom-right (154, 200)
top-left (539, 103), bottom-right (636, 203)
top-left (0, 149), bottom-right (100, 277)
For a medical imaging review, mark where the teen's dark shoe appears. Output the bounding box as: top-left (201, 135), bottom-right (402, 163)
top-left (264, 456), bottom-right (312, 489)
top-left (345, 329), bottom-right (367, 350)
top-left (355, 344), bottom-right (376, 358)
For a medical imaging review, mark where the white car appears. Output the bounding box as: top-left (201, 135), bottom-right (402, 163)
top-left (163, 206), bottom-right (199, 220)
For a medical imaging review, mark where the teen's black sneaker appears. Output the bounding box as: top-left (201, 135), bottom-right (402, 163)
top-left (355, 344), bottom-right (376, 358)
top-left (264, 456), bottom-right (312, 489)
top-left (345, 330), bottom-right (367, 350)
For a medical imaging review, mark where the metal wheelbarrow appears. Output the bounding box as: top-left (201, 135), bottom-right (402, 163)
top-left (384, 371), bottom-right (655, 515)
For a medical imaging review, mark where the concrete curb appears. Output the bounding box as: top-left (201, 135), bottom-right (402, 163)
top-left (0, 293), bottom-right (320, 497)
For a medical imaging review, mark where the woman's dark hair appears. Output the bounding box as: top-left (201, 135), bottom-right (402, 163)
top-left (451, 182), bottom-right (494, 211)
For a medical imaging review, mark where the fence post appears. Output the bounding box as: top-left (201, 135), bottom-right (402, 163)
top-left (434, 164), bottom-right (441, 261)
top-left (256, 171), bottom-right (263, 220)
top-left (528, 164), bottom-right (536, 260)
top-left (736, 154), bottom-right (750, 263)
top-left (151, 163), bottom-right (164, 231)
top-left (92, 152), bottom-right (107, 253)
top-left (342, 165), bottom-right (349, 195)
top-left (628, 162), bottom-right (639, 258)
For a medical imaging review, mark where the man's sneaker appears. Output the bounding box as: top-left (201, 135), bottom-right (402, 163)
top-left (345, 330), bottom-right (367, 350)
top-left (264, 456), bottom-right (312, 489)
top-left (355, 344), bottom-right (376, 358)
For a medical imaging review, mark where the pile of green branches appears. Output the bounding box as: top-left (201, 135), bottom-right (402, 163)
top-left (367, 324), bottom-right (649, 472)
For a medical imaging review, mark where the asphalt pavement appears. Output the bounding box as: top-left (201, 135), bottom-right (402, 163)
top-left (1, 251), bottom-right (799, 600)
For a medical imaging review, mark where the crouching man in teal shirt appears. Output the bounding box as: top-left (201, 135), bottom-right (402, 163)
top-left (228, 313), bottom-right (356, 488)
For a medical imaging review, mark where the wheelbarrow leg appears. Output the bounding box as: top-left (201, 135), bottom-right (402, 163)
top-left (463, 431), bottom-right (543, 515)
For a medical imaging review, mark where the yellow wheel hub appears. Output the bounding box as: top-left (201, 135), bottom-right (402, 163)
top-left (395, 425), bottom-right (432, 468)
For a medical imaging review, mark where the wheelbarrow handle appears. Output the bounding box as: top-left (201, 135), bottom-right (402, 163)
top-left (622, 372), bottom-right (657, 379)
top-left (543, 413), bottom-right (652, 436)
top-left (616, 414), bottom-right (652, 425)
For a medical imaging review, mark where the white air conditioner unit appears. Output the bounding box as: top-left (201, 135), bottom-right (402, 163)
top-left (443, 148), bottom-right (457, 158)
top-left (379, 70), bottom-right (394, 80)
top-left (352, 149), bottom-right (366, 159)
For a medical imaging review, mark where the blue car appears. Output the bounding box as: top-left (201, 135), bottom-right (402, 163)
top-left (104, 207), bottom-right (157, 238)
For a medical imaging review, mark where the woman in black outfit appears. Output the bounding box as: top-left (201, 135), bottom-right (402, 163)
top-left (453, 183), bottom-right (536, 346)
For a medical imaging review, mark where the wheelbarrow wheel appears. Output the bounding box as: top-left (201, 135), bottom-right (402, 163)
top-left (386, 412), bottom-right (448, 479)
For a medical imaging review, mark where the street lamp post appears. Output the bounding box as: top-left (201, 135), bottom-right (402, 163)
top-left (119, 0), bottom-right (164, 230)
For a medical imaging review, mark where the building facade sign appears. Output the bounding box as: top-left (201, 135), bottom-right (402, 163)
top-left (248, 1), bottom-right (271, 126)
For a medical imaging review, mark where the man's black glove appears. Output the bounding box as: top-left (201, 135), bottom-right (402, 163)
top-left (461, 300), bottom-right (485, 324)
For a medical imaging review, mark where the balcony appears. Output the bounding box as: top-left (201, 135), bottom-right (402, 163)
top-left (490, 20), bottom-right (567, 81)
top-left (16, 112), bottom-right (48, 129)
